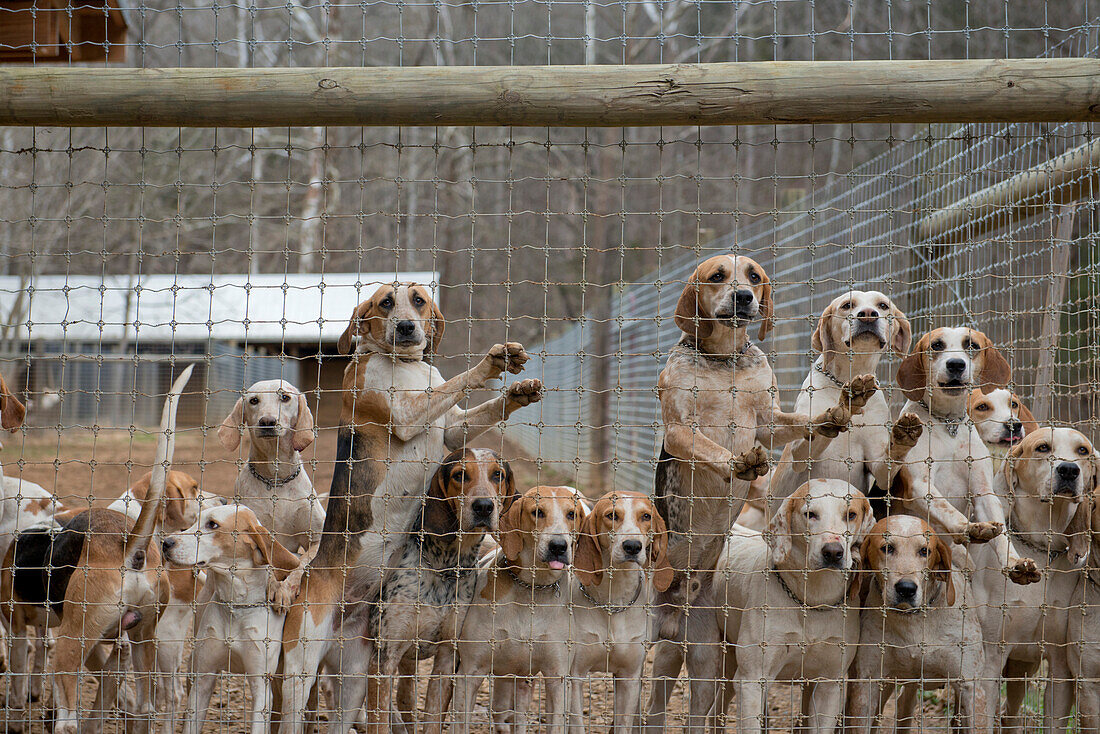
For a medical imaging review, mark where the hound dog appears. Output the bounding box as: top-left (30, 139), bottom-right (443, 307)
top-left (322, 448), bottom-right (514, 734)
top-left (652, 255), bottom-right (873, 732)
top-left (569, 491), bottom-right (671, 734)
top-left (652, 479), bottom-right (873, 734)
top-left (973, 428), bottom-right (1096, 734)
top-left (448, 485), bottom-right (586, 734)
top-left (846, 515), bottom-right (989, 734)
top-left (893, 327), bottom-right (1033, 580)
top-left (217, 378), bottom-right (323, 606)
top-left (769, 290), bottom-right (922, 509)
top-left (0, 366), bottom-right (192, 734)
top-left (162, 504), bottom-right (300, 734)
top-left (1068, 478), bottom-right (1100, 734)
top-left (279, 283), bottom-right (541, 734)
top-left (106, 469), bottom-right (205, 713)
top-left (968, 388), bottom-right (1038, 475)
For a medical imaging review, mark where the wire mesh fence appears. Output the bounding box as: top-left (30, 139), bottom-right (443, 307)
top-left (2, 2), bottom-right (1100, 734)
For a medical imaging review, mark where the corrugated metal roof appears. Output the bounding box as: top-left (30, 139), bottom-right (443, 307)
top-left (0, 272), bottom-right (438, 344)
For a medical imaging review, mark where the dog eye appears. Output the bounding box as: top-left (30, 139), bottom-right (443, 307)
top-left (491, 470), bottom-right (503, 481)
top-left (918, 547), bottom-right (929, 557)
top-left (963, 339), bottom-right (978, 351)
top-left (878, 302), bottom-right (889, 310)
top-left (975, 404), bottom-right (989, 411)
top-left (708, 271), bottom-right (724, 283)
top-left (846, 511), bottom-right (857, 521)
top-left (248, 396), bottom-right (260, 405)
top-left (642, 512), bottom-right (652, 521)
top-left (451, 471), bottom-right (466, 483)
top-left (413, 295), bottom-right (425, 306)
top-left (1078, 446), bottom-right (1090, 456)
top-left (566, 510), bottom-right (575, 520)
top-left (930, 340), bottom-right (945, 352)
top-left (1011, 401), bottom-right (1019, 409)
top-left (206, 519), bottom-right (218, 530)
top-left (380, 298), bottom-right (394, 309)
top-left (279, 394), bottom-right (291, 403)
top-left (534, 508), bottom-right (545, 518)
top-left (748, 271), bottom-right (761, 284)
top-left (1036, 444), bottom-right (1050, 453)
top-left (840, 302), bottom-right (852, 311)
top-left (606, 512), bottom-right (617, 522)
top-left (882, 544), bottom-right (894, 555)
top-left (805, 511), bottom-right (818, 521)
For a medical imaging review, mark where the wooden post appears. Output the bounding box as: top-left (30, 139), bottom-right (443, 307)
top-left (4, 59), bottom-right (1100, 128)
top-left (919, 139), bottom-right (1100, 243)
top-left (1032, 204), bottom-right (1077, 422)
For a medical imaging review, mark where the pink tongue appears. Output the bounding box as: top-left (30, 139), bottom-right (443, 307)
top-left (548, 561), bottom-right (565, 570)
top-left (121, 610), bottom-right (142, 631)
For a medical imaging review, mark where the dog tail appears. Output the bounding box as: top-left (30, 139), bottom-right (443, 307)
top-left (124, 364), bottom-right (194, 569)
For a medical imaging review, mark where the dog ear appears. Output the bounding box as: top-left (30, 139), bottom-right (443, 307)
top-left (856, 493), bottom-right (876, 542)
top-left (242, 511), bottom-right (300, 579)
top-left (766, 493), bottom-right (797, 564)
top-left (218, 398), bottom-right (245, 452)
top-left (422, 460), bottom-right (459, 537)
top-left (853, 534), bottom-right (876, 605)
top-left (0, 373), bottom-right (26, 432)
top-left (427, 296), bottom-right (446, 356)
top-left (573, 506), bottom-right (604, 587)
top-left (976, 332), bottom-right (1011, 393)
top-left (1002, 441), bottom-right (1025, 501)
top-left (757, 274), bottom-right (774, 342)
top-left (498, 493), bottom-right (527, 562)
top-left (291, 393), bottom-right (316, 452)
top-left (674, 279), bottom-right (713, 342)
top-left (163, 473), bottom-right (188, 531)
top-left (500, 458), bottom-right (518, 509)
top-left (648, 504), bottom-right (674, 593)
top-left (1017, 399), bottom-right (1039, 435)
top-left (897, 334), bottom-right (930, 403)
top-left (810, 303), bottom-right (835, 355)
top-left (338, 300), bottom-right (375, 355)
top-left (890, 306), bottom-right (913, 355)
top-left (930, 533), bottom-right (956, 607)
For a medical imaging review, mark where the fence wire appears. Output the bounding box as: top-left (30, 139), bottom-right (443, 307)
top-left (2, 3), bottom-right (1100, 734)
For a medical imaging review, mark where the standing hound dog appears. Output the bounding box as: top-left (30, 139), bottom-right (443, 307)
top-left (448, 486), bottom-right (585, 734)
top-left (1068, 476), bottom-right (1100, 734)
top-left (107, 469), bottom-right (205, 713)
top-left (323, 449), bottom-right (514, 734)
top-left (217, 379), bottom-right (323, 606)
top-left (569, 491), bottom-right (671, 734)
top-left (652, 479), bottom-right (873, 734)
top-left (162, 504), bottom-right (299, 734)
top-left (893, 328), bottom-right (1034, 580)
top-left (279, 283), bottom-right (541, 734)
top-left (968, 388), bottom-right (1038, 475)
top-left (973, 428), bottom-right (1096, 734)
top-left (0, 366), bottom-right (192, 734)
top-left (769, 290), bottom-right (921, 509)
top-left (652, 255), bottom-right (872, 733)
top-left (847, 515), bottom-right (989, 734)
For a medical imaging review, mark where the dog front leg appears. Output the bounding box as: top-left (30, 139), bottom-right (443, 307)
top-left (444, 378), bottom-right (543, 449)
top-left (643, 641), bottom-right (684, 734)
top-left (898, 471), bottom-right (1002, 546)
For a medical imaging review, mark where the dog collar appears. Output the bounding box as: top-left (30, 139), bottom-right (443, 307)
top-left (770, 567), bottom-right (845, 611)
top-left (502, 563), bottom-right (561, 595)
top-left (814, 362), bottom-right (846, 389)
top-left (577, 575), bottom-right (643, 615)
top-left (1007, 525), bottom-right (1066, 563)
top-left (916, 398), bottom-right (964, 438)
top-left (248, 461), bottom-right (303, 488)
top-left (680, 338), bottom-right (754, 367)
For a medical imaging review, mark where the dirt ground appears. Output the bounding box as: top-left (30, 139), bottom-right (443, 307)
top-left (0, 429), bottom-right (989, 734)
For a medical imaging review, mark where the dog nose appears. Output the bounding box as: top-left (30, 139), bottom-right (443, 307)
top-left (894, 580), bottom-right (918, 599)
top-left (257, 417), bottom-right (277, 428)
top-left (395, 320), bottom-right (416, 337)
top-left (734, 290), bottom-right (754, 308)
top-left (161, 537), bottom-right (176, 553)
top-left (821, 542), bottom-right (845, 566)
top-left (622, 539), bottom-right (643, 557)
top-left (1008, 419), bottom-right (1022, 434)
top-left (1057, 462), bottom-right (1081, 481)
top-left (945, 358), bottom-right (966, 375)
top-left (547, 538), bottom-right (568, 557)
top-left (471, 498), bottom-right (494, 517)
top-left (856, 308), bottom-right (879, 321)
